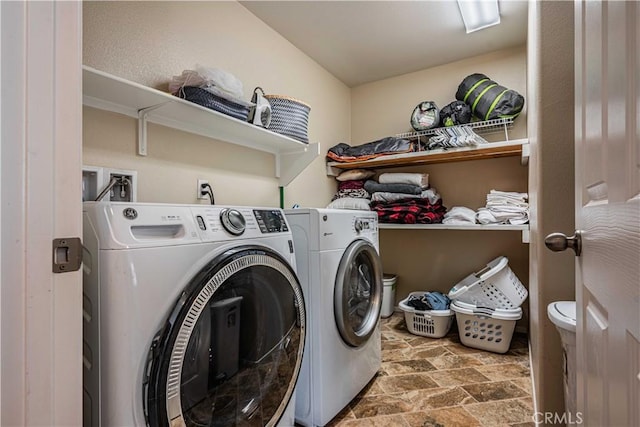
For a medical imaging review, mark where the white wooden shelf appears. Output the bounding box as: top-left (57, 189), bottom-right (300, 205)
top-left (82, 65), bottom-right (319, 186)
top-left (326, 139), bottom-right (528, 176)
top-left (378, 223), bottom-right (530, 243)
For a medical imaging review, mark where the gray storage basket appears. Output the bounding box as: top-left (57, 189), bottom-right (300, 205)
top-left (177, 86), bottom-right (250, 121)
top-left (264, 95), bottom-right (310, 143)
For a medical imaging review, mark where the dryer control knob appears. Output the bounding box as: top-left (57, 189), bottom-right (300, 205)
top-left (220, 208), bottom-right (246, 235)
top-left (354, 219), bottom-right (364, 233)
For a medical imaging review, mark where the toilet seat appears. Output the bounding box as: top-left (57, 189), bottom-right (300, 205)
top-left (547, 301), bottom-right (576, 332)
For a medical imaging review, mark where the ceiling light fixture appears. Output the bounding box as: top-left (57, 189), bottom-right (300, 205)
top-left (457, 0), bottom-right (501, 33)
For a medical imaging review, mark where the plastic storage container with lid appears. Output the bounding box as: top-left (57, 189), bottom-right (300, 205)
top-left (548, 301), bottom-right (577, 422)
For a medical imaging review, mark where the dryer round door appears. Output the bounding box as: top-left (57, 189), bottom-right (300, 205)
top-left (334, 239), bottom-right (383, 347)
top-left (144, 246), bottom-right (305, 427)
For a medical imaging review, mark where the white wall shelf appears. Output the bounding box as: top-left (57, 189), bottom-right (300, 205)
top-left (82, 65), bottom-right (319, 186)
top-left (378, 223), bottom-right (530, 243)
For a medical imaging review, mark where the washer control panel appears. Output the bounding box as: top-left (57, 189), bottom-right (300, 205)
top-left (220, 208), bottom-right (246, 236)
top-left (253, 209), bottom-right (289, 233)
top-left (354, 216), bottom-right (376, 234)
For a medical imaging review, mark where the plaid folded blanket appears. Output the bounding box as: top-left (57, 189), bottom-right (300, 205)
top-left (370, 198), bottom-right (447, 224)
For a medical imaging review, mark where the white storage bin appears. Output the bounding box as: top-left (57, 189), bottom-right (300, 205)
top-left (381, 274), bottom-right (397, 318)
top-left (399, 292), bottom-right (454, 338)
top-left (450, 300), bottom-right (522, 353)
top-left (448, 256), bottom-right (527, 309)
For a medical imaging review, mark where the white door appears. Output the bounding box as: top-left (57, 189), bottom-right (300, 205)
top-left (0, 1), bottom-right (82, 425)
top-left (575, 1), bottom-right (640, 425)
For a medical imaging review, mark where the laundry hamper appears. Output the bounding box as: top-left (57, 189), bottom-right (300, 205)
top-left (399, 292), bottom-right (454, 338)
top-left (448, 256), bottom-right (527, 309)
top-left (450, 301), bottom-right (522, 353)
top-left (264, 94), bottom-right (310, 144)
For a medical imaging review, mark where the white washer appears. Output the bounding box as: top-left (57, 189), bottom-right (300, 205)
top-left (83, 202), bottom-right (305, 427)
top-left (285, 208), bottom-right (383, 427)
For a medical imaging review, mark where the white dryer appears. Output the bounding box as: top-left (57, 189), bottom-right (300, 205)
top-left (285, 208), bottom-right (383, 427)
top-left (83, 202), bottom-right (305, 427)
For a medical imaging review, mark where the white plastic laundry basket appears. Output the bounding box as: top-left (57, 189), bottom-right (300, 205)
top-left (448, 256), bottom-right (527, 309)
top-left (399, 292), bottom-right (454, 338)
top-left (450, 300), bottom-right (522, 353)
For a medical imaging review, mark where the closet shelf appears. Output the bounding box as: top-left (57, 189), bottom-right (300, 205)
top-left (397, 117), bottom-right (515, 140)
top-left (326, 139), bottom-right (528, 176)
top-left (82, 65), bottom-right (319, 186)
top-left (378, 223), bottom-right (530, 243)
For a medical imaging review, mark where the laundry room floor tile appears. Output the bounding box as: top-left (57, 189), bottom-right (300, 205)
top-left (323, 312), bottom-right (534, 427)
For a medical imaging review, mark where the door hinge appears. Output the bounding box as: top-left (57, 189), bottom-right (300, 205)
top-left (52, 237), bottom-right (83, 273)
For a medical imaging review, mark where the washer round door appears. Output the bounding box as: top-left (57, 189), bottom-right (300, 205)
top-left (144, 246), bottom-right (305, 427)
top-left (334, 239), bottom-right (383, 347)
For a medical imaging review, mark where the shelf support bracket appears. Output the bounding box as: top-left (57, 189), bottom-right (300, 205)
top-left (522, 228), bottom-right (530, 244)
top-left (137, 102), bottom-right (170, 156)
top-left (326, 163), bottom-right (343, 177)
top-left (276, 142), bottom-right (320, 187)
top-left (521, 142), bottom-right (530, 166)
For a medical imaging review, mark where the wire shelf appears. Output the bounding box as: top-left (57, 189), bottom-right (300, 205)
top-left (397, 117), bottom-right (514, 141)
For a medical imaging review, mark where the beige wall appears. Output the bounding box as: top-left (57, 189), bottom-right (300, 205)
top-left (83, 1), bottom-right (349, 207)
top-left (350, 47), bottom-right (529, 313)
top-left (527, 1), bottom-right (575, 421)
top-left (351, 46), bottom-right (527, 143)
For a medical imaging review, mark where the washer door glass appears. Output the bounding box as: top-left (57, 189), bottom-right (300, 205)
top-left (334, 239), bottom-right (383, 347)
top-left (144, 247), bottom-right (305, 427)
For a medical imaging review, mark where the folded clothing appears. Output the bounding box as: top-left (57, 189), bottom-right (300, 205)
top-left (338, 179), bottom-right (366, 190)
top-left (378, 172), bottom-right (429, 188)
top-left (331, 188), bottom-right (370, 201)
top-left (370, 198), bottom-right (447, 224)
top-left (364, 180), bottom-right (423, 195)
top-left (443, 206), bottom-right (477, 225)
top-left (326, 197), bottom-right (371, 211)
top-left (371, 188), bottom-right (441, 205)
top-left (327, 137), bottom-right (413, 163)
top-left (480, 189), bottom-right (530, 225)
top-left (478, 208), bottom-right (528, 225)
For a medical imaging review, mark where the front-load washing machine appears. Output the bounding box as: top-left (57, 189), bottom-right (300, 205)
top-left (82, 202), bottom-right (305, 427)
top-left (285, 208), bottom-right (383, 427)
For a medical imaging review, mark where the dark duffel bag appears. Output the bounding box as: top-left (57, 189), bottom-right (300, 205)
top-left (455, 73), bottom-right (524, 121)
top-left (439, 101), bottom-right (472, 127)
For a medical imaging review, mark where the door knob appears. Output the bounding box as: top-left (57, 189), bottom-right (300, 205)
top-left (545, 231), bottom-right (582, 256)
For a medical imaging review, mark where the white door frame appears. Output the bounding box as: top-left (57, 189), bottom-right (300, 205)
top-left (1, 1), bottom-right (82, 425)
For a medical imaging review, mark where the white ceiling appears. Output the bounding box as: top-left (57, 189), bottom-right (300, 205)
top-left (240, 1), bottom-right (528, 87)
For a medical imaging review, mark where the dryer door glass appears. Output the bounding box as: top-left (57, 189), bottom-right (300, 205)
top-left (334, 239), bottom-right (383, 347)
top-left (144, 247), bottom-right (305, 427)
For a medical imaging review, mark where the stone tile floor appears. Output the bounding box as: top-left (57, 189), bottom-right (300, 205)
top-left (325, 313), bottom-right (534, 427)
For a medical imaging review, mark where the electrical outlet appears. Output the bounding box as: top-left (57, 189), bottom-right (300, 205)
top-left (197, 179), bottom-right (209, 200)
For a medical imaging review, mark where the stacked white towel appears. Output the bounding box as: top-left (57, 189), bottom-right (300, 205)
top-left (443, 206), bottom-right (477, 225)
top-left (378, 172), bottom-right (429, 188)
top-left (477, 190), bottom-right (529, 225)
